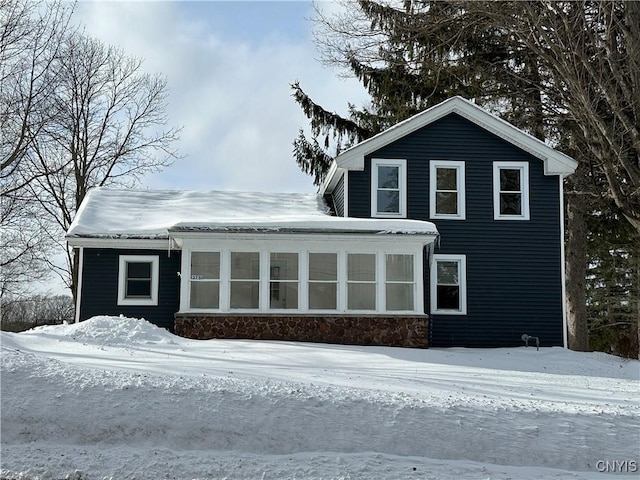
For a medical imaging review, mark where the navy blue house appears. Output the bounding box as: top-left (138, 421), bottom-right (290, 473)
top-left (67, 97), bottom-right (576, 348)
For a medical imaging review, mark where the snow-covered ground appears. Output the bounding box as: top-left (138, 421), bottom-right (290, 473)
top-left (1, 316), bottom-right (638, 480)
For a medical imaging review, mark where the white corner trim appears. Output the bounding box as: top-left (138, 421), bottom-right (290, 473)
top-left (74, 247), bottom-right (84, 324)
top-left (559, 176), bottom-right (568, 349)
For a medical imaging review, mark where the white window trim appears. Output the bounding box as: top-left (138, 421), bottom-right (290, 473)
top-left (429, 160), bottom-right (466, 220)
top-left (430, 254), bottom-right (467, 315)
top-left (179, 238), bottom-right (425, 315)
top-left (371, 158), bottom-right (407, 218)
top-left (493, 161), bottom-right (530, 220)
top-left (117, 255), bottom-right (159, 306)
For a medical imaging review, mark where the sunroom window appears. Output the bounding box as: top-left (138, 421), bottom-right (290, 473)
top-left (430, 161), bottom-right (465, 219)
top-left (430, 254), bottom-right (467, 315)
top-left (270, 253), bottom-right (299, 309)
top-left (308, 253), bottom-right (337, 310)
top-left (493, 162), bottom-right (529, 220)
top-left (190, 252), bottom-right (220, 309)
top-left (230, 252), bottom-right (260, 309)
top-left (371, 159), bottom-right (406, 217)
top-left (347, 253), bottom-right (376, 310)
top-left (385, 254), bottom-right (414, 311)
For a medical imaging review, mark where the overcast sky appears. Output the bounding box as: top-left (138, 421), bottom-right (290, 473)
top-left (74, 1), bottom-right (369, 194)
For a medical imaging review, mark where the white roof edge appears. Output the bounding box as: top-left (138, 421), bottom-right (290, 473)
top-left (319, 161), bottom-right (342, 195)
top-left (333, 96), bottom-right (578, 177)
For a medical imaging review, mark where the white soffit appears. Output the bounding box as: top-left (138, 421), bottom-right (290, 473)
top-left (333, 96), bottom-right (578, 177)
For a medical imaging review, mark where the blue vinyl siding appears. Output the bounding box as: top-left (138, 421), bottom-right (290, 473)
top-left (348, 113), bottom-right (564, 347)
top-left (79, 248), bottom-right (181, 331)
top-left (330, 173), bottom-right (345, 217)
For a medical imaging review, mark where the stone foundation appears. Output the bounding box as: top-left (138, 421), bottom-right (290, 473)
top-left (174, 314), bottom-right (428, 348)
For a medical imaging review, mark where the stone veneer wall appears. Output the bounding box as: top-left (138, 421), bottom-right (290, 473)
top-left (174, 314), bottom-right (428, 348)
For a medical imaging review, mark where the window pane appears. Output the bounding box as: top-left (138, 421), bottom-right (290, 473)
top-left (386, 254), bottom-right (413, 282)
top-left (309, 282), bottom-right (337, 309)
top-left (386, 283), bottom-right (413, 311)
top-left (191, 252), bottom-right (220, 280)
top-left (377, 190), bottom-right (399, 213)
top-left (231, 252), bottom-right (259, 279)
top-left (190, 281), bottom-right (219, 309)
top-left (500, 193), bottom-right (522, 215)
top-left (435, 191), bottom-right (458, 215)
top-left (230, 281), bottom-right (259, 308)
top-left (437, 261), bottom-right (459, 285)
top-left (437, 285), bottom-right (460, 310)
top-left (127, 262), bottom-right (151, 279)
top-left (436, 168), bottom-right (457, 190)
top-left (309, 253), bottom-right (337, 281)
top-left (378, 166), bottom-right (399, 188)
top-left (270, 253), bottom-right (298, 280)
top-left (126, 279), bottom-right (151, 298)
top-left (348, 254), bottom-right (376, 281)
top-left (500, 169), bottom-right (521, 191)
top-left (270, 282), bottom-right (298, 309)
top-left (347, 283), bottom-right (376, 310)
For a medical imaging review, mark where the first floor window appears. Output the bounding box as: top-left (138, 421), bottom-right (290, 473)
top-left (230, 252), bottom-right (260, 309)
top-left (431, 254), bottom-right (467, 314)
top-left (493, 162), bottom-right (529, 220)
top-left (270, 253), bottom-right (299, 309)
top-left (308, 252), bottom-right (338, 310)
top-left (190, 252), bottom-right (220, 309)
top-left (347, 253), bottom-right (376, 310)
top-left (385, 254), bottom-right (415, 311)
top-left (117, 255), bottom-right (159, 306)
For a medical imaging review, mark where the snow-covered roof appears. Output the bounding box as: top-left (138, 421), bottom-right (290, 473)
top-left (66, 188), bottom-right (439, 241)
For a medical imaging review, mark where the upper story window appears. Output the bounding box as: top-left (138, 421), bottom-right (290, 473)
top-left (430, 254), bottom-right (467, 315)
top-left (430, 160), bottom-right (466, 220)
top-left (493, 162), bottom-right (530, 220)
top-left (117, 255), bottom-right (159, 306)
top-left (371, 158), bottom-right (407, 218)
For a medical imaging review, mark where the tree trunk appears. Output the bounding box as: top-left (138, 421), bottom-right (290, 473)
top-left (565, 182), bottom-right (589, 351)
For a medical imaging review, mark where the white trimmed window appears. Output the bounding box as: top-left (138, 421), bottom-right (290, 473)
top-left (371, 158), bottom-right (407, 217)
top-left (430, 160), bottom-right (465, 219)
top-left (270, 253), bottom-right (299, 309)
top-left (308, 253), bottom-right (338, 310)
top-left (117, 255), bottom-right (159, 306)
top-left (190, 252), bottom-right (220, 309)
top-left (347, 253), bottom-right (376, 310)
top-left (493, 162), bottom-right (530, 220)
top-left (230, 252), bottom-right (260, 309)
top-left (385, 254), bottom-right (415, 311)
top-left (430, 254), bottom-right (467, 315)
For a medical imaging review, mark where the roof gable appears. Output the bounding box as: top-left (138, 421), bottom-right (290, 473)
top-left (321, 96), bottom-right (577, 193)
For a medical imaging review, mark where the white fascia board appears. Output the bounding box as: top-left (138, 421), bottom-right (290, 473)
top-left (335, 96), bottom-right (578, 177)
top-left (65, 237), bottom-right (172, 250)
top-left (319, 161), bottom-right (342, 195)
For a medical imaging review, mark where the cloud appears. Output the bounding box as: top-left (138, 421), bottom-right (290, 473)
top-left (74, 1), bottom-right (370, 194)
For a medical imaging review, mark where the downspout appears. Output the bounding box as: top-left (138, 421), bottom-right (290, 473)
top-left (559, 176), bottom-right (568, 348)
top-left (74, 246), bottom-right (84, 324)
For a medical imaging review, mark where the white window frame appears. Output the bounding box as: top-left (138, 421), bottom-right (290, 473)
top-left (179, 238), bottom-right (425, 315)
top-left (430, 254), bottom-right (467, 315)
top-left (384, 253), bottom-right (416, 312)
top-left (117, 255), bottom-right (159, 306)
top-left (430, 160), bottom-right (466, 220)
top-left (493, 161), bottom-right (530, 220)
top-left (371, 158), bottom-right (407, 218)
